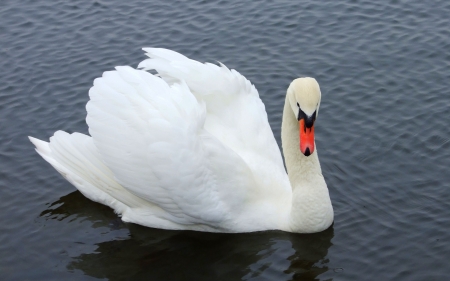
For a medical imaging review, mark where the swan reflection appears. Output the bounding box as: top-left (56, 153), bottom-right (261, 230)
top-left (40, 191), bottom-right (334, 280)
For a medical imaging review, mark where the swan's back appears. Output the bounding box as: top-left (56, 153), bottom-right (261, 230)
top-left (31, 49), bottom-right (291, 232)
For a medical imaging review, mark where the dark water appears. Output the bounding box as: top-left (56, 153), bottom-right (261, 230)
top-left (1, 0), bottom-right (449, 280)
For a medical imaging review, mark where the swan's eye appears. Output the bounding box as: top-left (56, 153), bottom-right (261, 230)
top-left (297, 102), bottom-right (300, 107)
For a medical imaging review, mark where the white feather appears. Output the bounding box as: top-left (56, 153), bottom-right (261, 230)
top-left (30, 48), bottom-right (333, 233)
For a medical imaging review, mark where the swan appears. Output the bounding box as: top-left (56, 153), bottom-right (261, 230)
top-left (29, 48), bottom-right (333, 233)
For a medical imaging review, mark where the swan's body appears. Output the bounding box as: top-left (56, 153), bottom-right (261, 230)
top-left (30, 48), bottom-right (333, 233)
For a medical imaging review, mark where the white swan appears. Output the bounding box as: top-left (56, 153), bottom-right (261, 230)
top-left (30, 48), bottom-right (333, 233)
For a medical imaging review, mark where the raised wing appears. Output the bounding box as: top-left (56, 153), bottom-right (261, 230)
top-left (86, 66), bottom-right (258, 229)
top-left (138, 48), bottom-right (290, 198)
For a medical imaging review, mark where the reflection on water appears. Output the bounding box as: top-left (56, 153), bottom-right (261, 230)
top-left (40, 192), bottom-right (334, 281)
top-left (40, 191), bottom-right (127, 231)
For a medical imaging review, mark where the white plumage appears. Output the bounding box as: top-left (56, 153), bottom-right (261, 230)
top-left (30, 48), bottom-right (333, 233)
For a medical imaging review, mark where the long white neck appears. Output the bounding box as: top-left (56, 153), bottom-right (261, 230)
top-left (281, 95), bottom-right (333, 233)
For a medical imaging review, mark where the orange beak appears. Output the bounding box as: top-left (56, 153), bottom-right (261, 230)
top-left (299, 119), bottom-right (315, 156)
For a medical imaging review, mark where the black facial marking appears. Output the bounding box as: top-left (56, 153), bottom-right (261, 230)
top-left (297, 108), bottom-right (316, 129)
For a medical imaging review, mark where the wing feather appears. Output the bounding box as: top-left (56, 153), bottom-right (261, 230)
top-left (139, 48), bottom-right (291, 198)
top-left (87, 66), bottom-right (257, 226)
top-left (32, 49), bottom-right (293, 231)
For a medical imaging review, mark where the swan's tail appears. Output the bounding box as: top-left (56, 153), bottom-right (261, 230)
top-left (30, 131), bottom-right (215, 230)
top-left (29, 131), bottom-right (145, 214)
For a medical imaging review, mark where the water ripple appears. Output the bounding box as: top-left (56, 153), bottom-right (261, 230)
top-left (1, 0), bottom-right (450, 280)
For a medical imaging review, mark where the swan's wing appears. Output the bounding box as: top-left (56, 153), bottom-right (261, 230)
top-left (138, 48), bottom-right (291, 197)
top-left (86, 66), bottom-right (258, 230)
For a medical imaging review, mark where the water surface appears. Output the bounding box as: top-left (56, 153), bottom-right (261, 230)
top-left (1, 0), bottom-right (450, 280)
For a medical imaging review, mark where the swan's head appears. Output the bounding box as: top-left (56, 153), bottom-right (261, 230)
top-left (287, 77), bottom-right (321, 157)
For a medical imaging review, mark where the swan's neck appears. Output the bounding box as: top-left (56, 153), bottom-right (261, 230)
top-left (281, 95), bottom-right (333, 233)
